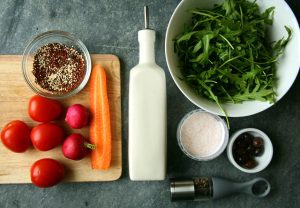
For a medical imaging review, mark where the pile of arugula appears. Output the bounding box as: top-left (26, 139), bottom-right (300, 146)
top-left (174, 0), bottom-right (291, 122)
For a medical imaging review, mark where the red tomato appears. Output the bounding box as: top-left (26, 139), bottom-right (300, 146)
top-left (30, 158), bottom-right (65, 188)
top-left (1, 120), bottom-right (31, 153)
top-left (28, 95), bottom-right (62, 122)
top-left (31, 123), bottom-right (64, 151)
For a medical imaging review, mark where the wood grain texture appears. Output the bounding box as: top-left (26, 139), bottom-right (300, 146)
top-left (0, 54), bottom-right (122, 183)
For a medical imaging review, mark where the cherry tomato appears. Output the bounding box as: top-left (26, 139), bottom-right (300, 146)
top-left (1, 120), bottom-right (31, 153)
top-left (30, 158), bottom-right (65, 188)
top-left (31, 123), bottom-right (64, 151)
top-left (28, 95), bottom-right (62, 122)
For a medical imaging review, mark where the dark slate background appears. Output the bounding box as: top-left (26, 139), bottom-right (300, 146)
top-left (0, 0), bottom-right (299, 207)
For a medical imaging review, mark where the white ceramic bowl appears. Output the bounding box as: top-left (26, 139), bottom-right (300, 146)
top-left (227, 128), bottom-right (273, 173)
top-left (165, 0), bottom-right (300, 117)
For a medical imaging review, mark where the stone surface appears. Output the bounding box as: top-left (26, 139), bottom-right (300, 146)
top-left (0, 0), bottom-right (299, 207)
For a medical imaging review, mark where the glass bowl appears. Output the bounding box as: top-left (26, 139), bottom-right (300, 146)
top-left (22, 30), bottom-right (91, 99)
top-left (177, 109), bottom-right (229, 161)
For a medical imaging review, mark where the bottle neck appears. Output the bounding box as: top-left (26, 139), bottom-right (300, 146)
top-left (139, 41), bottom-right (155, 64)
top-left (138, 29), bottom-right (156, 64)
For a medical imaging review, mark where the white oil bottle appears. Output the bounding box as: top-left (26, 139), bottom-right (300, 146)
top-left (128, 6), bottom-right (167, 181)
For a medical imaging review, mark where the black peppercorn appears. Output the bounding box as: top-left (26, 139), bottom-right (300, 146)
top-left (241, 133), bottom-right (254, 145)
top-left (235, 147), bottom-right (247, 156)
top-left (253, 137), bottom-right (264, 148)
top-left (246, 145), bottom-right (254, 155)
top-left (235, 154), bottom-right (250, 165)
top-left (253, 146), bottom-right (264, 156)
top-left (233, 132), bottom-right (264, 169)
top-left (243, 159), bottom-right (257, 169)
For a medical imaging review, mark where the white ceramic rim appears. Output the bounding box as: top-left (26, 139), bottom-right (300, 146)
top-left (227, 128), bottom-right (273, 173)
top-left (177, 109), bottom-right (229, 161)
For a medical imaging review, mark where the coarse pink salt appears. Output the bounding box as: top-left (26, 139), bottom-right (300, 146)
top-left (178, 110), bottom-right (228, 160)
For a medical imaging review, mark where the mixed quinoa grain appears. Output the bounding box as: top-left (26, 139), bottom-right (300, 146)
top-left (33, 43), bottom-right (85, 93)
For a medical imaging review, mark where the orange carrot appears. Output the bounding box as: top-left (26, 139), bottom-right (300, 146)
top-left (89, 64), bottom-right (111, 170)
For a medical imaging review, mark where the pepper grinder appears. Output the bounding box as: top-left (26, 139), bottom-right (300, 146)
top-left (170, 177), bottom-right (271, 201)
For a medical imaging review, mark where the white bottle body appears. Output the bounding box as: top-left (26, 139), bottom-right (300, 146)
top-left (129, 63), bottom-right (167, 180)
top-left (128, 29), bottom-right (167, 180)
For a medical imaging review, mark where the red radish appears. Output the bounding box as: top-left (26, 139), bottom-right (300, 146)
top-left (62, 133), bottom-right (95, 160)
top-left (65, 104), bottom-right (89, 129)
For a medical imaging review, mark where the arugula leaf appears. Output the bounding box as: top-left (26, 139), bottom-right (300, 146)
top-left (176, 31), bottom-right (199, 43)
top-left (174, 0), bottom-right (292, 126)
top-left (191, 31), bottom-right (217, 63)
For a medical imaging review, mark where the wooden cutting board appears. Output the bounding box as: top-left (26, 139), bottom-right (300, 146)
top-left (0, 54), bottom-right (122, 183)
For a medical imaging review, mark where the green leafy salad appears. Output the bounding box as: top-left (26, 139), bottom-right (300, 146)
top-left (174, 0), bottom-right (291, 122)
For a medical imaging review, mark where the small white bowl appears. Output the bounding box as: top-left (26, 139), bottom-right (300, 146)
top-left (227, 128), bottom-right (273, 173)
